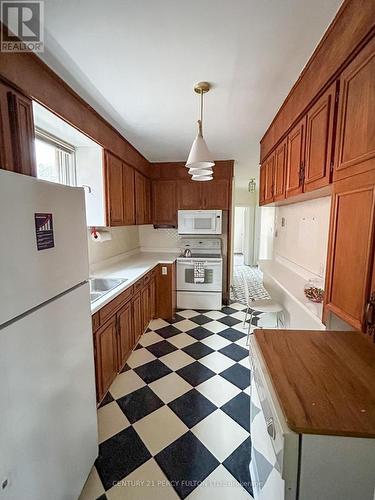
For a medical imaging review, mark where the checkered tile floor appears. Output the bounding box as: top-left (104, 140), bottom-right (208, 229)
top-left (79, 304), bottom-right (260, 500)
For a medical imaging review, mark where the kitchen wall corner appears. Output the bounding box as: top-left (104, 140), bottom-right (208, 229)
top-left (87, 226), bottom-right (140, 265)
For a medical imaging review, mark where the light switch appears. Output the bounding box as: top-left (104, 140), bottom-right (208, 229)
top-left (162, 266), bottom-right (167, 275)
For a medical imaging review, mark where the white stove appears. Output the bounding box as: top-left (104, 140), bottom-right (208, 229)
top-left (177, 238), bottom-right (223, 310)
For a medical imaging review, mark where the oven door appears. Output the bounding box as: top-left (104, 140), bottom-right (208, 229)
top-left (178, 210), bottom-right (222, 235)
top-left (177, 259), bottom-right (222, 291)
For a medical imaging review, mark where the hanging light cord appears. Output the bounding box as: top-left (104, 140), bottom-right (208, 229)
top-left (198, 89), bottom-right (203, 136)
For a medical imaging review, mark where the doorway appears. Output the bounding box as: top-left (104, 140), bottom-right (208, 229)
top-left (231, 206), bottom-right (268, 303)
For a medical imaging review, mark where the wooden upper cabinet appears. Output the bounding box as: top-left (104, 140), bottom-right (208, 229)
top-left (259, 163), bottom-right (266, 205)
top-left (304, 82), bottom-right (336, 192)
top-left (324, 171), bottom-right (375, 333)
top-left (334, 37), bottom-right (375, 182)
top-left (0, 81), bottom-right (36, 176)
top-left (264, 153), bottom-right (275, 204)
top-left (135, 170), bottom-right (146, 224)
top-left (152, 180), bottom-right (177, 225)
top-left (122, 163), bottom-right (135, 225)
top-left (201, 179), bottom-right (230, 209)
top-left (286, 117), bottom-right (305, 197)
top-left (144, 177), bottom-right (152, 224)
top-left (178, 181), bottom-right (201, 209)
top-left (273, 139), bottom-right (287, 201)
top-left (105, 152), bottom-right (124, 226)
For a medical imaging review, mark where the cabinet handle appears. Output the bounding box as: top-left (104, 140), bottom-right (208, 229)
top-left (266, 417), bottom-right (276, 440)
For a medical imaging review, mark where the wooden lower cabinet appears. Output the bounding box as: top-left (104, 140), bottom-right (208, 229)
top-left (117, 301), bottom-right (134, 370)
top-left (94, 317), bottom-right (118, 403)
top-left (324, 170), bottom-right (375, 337)
top-left (93, 265), bottom-right (174, 403)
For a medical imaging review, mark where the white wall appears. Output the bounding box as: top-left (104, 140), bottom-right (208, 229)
top-left (75, 146), bottom-right (105, 227)
top-left (259, 207), bottom-right (276, 260)
top-left (87, 226), bottom-right (140, 265)
top-left (274, 197), bottom-right (331, 277)
top-left (233, 207), bottom-right (245, 253)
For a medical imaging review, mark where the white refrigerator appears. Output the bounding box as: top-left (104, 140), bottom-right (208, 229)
top-left (0, 170), bottom-right (98, 499)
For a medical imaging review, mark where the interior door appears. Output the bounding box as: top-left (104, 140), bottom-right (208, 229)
top-left (286, 117), bottom-right (305, 197)
top-left (324, 171), bottom-right (375, 332)
top-left (273, 139), bottom-right (287, 201)
top-left (105, 152), bottom-right (124, 226)
top-left (122, 163), bottom-right (135, 225)
top-left (304, 82), bottom-right (336, 192)
top-left (334, 37), bottom-right (375, 182)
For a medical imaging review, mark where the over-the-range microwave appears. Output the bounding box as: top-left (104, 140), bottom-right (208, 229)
top-left (178, 210), bottom-right (222, 235)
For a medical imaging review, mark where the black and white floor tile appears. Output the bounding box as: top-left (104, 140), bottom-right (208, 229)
top-left (79, 304), bottom-right (261, 500)
top-left (231, 260), bottom-right (269, 304)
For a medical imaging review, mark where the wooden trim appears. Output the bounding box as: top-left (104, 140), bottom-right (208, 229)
top-left (0, 47), bottom-right (150, 175)
top-left (260, 0), bottom-right (375, 162)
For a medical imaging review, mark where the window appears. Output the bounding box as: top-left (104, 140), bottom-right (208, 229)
top-left (35, 130), bottom-right (77, 186)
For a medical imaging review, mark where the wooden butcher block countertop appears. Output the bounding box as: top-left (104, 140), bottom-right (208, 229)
top-left (254, 329), bottom-right (375, 438)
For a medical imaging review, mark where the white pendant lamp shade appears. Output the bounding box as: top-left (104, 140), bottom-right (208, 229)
top-left (186, 130), bottom-right (215, 170)
top-left (186, 81), bottom-right (215, 180)
top-left (192, 175), bottom-right (213, 181)
top-left (188, 167), bottom-right (213, 176)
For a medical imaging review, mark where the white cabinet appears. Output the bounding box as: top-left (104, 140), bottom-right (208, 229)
top-left (75, 146), bottom-right (105, 227)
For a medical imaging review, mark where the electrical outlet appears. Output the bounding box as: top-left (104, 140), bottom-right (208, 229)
top-left (162, 266), bottom-right (167, 275)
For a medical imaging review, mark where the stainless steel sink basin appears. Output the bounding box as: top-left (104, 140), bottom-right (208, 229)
top-left (89, 277), bottom-right (128, 303)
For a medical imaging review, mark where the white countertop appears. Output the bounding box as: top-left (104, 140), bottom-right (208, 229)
top-left (259, 258), bottom-right (324, 326)
top-left (90, 251), bottom-right (178, 314)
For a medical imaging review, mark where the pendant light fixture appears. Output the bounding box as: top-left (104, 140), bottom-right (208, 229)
top-left (186, 81), bottom-right (215, 179)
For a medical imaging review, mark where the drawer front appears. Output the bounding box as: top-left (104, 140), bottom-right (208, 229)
top-left (99, 286), bottom-right (133, 324)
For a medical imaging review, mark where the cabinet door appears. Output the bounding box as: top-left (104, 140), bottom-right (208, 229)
top-left (7, 90), bottom-right (36, 176)
top-left (156, 262), bottom-right (176, 321)
top-left (122, 163), bottom-right (135, 225)
top-left (264, 153), bottom-right (275, 204)
top-left (141, 285), bottom-right (150, 331)
top-left (286, 117), bottom-right (305, 197)
top-left (0, 81), bottom-right (14, 172)
top-left (259, 163), bottom-right (266, 206)
top-left (117, 301), bottom-right (134, 369)
top-left (274, 140), bottom-right (287, 201)
top-left (334, 37), bottom-right (375, 182)
top-left (135, 171), bottom-right (146, 224)
top-left (324, 171), bottom-right (375, 332)
top-left (201, 179), bottom-right (230, 209)
top-left (145, 177), bottom-right (152, 224)
top-left (304, 83), bottom-right (336, 192)
top-left (132, 292), bottom-right (143, 344)
top-left (178, 181), bottom-right (202, 209)
top-left (152, 180), bottom-right (177, 225)
top-left (150, 276), bottom-right (156, 320)
top-left (94, 317), bottom-right (118, 402)
top-left (105, 152), bottom-right (124, 226)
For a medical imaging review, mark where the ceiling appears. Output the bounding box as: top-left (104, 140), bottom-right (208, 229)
top-left (40, 0), bottom-right (343, 188)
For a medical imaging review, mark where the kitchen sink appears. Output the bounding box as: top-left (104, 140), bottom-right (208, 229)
top-left (89, 277), bottom-right (128, 303)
